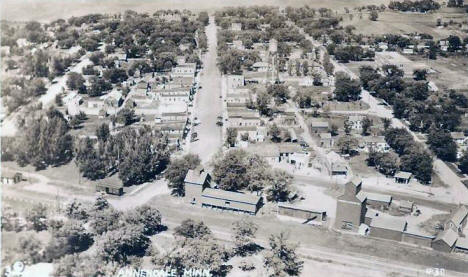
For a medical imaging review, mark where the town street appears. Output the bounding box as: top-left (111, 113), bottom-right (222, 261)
top-left (293, 21), bottom-right (468, 205)
top-left (189, 16), bottom-right (223, 166)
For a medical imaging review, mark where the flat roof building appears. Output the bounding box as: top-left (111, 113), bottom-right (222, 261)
top-left (370, 216), bottom-right (407, 241)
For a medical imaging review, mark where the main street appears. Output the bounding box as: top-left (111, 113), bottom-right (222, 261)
top-left (188, 16), bottom-right (223, 166)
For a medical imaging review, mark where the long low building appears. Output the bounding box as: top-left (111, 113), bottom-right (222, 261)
top-left (184, 168), bottom-right (262, 215)
top-left (369, 216), bottom-right (407, 241)
top-left (277, 202), bottom-right (326, 222)
top-left (201, 188), bottom-right (262, 215)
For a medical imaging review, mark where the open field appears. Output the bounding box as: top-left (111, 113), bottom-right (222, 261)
top-left (2, 0), bottom-right (391, 22)
top-left (342, 9), bottom-right (467, 40)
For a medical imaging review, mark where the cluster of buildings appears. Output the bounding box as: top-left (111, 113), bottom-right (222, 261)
top-left (335, 177), bottom-right (468, 253)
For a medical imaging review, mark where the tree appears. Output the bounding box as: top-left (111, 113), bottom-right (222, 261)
top-left (26, 203), bottom-right (48, 231)
top-left (323, 53), bottom-right (334, 76)
top-left (427, 129), bottom-right (457, 162)
top-left (266, 169), bottom-right (293, 202)
top-left (226, 127), bottom-right (238, 147)
top-left (88, 77), bottom-right (112, 97)
top-left (267, 84), bottom-right (290, 105)
top-left (97, 224), bottom-right (150, 263)
top-left (361, 116), bottom-right (373, 136)
top-left (400, 150), bottom-right (433, 184)
top-left (269, 123), bottom-right (282, 142)
top-left (89, 205), bottom-right (121, 235)
top-left (174, 219), bottom-right (211, 239)
top-left (369, 10), bottom-right (378, 21)
top-left (66, 72), bottom-right (85, 91)
top-left (165, 154), bottom-right (201, 196)
top-left (96, 123), bottom-right (110, 142)
top-left (359, 66), bottom-right (380, 90)
top-left (45, 220), bottom-right (94, 261)
top-left (103, 68), bottom-right (128, 84)
top-left (334, 72), bottom-right (361, 102)
top-left (256, 91), bottom-right (272, 115)
top-left (382, 118), bottom-right (391, 130)
top-left (212, 149), bottom-right (250, 191)
top-left (117, 128), bottom-right (170, 185)
top-left (264, 232), bottom-right (303, 277)
top-left (115, 108), bottom-right (135, 125)
top-left (64, 199), bottom-right (89, 221)
top-left (232, 219), bottom-right (259, 256)
top-left (413, 69), bottom-right (427, 81)
top-left (123, 205), bottom-right (163, 235)
top-left (344, 117), bottom-right (352, 135)
top-left (17, 236), bottom-right (44, 264)
top-left (55, 94), bottom-right (63, 106)
top-left (337, 135), bottom-right (358, 155)
top-left (367, 151), bottom-right (399, 176)
top-left (458, 151), bottom-right (468, 174)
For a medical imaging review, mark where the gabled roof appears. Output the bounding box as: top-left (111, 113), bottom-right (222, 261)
top-left (455, 237), bottom-right (468, 250)
top-left (365, 192), bottom-right (392, 203)
top-left (449, 205), bottom-right (468, 226)
top-left (184, 169), bottom-right (209, 185)
top-left (202, 188), bottom-right (260, 205)
top-left (434, 228), bottom-right (458, 247)
top-left (310, 121), bottom-right (329, 128)
top-left (370, 216), bottom-right (407, 232)
top-left (394, 171), bottom-right (412, 179)
top-left (450, 132), bottom-right (465, 140)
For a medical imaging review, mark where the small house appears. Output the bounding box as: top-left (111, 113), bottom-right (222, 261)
top-left (331, 162), bottom-right (348, 176)
top-left (1, 172), bottom-right (23, 185)
top-left (226, 75), bottom-right (245, 89)
top-left (365, 192), bottom-right (392, 210)
top-left (251, 62), bottom-right (270, 72)
top-left (310, 121), bottom-right (329, 134)
top-left (450, 132), bottom-right (467, 146)
top-left (231, 22), bottom-right (242, 31)
top-left (319, 133), bottom-right (334, 148)
top-left (399, 200), bottom-right (414, 213)
top-left (96, 183), bottom-right (124, 196)
top-left (445, 205), bottom-right (468, 233)
top-left (394, 171), bottom-right (412, 184)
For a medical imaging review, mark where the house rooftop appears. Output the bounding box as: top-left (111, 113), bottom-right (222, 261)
top-left (202, 188), bottom-right (260, 205)
top-left (319, 133), bottom-right (332, 139)
top-left (310, 121), bottom-right (329, 128)
top-left (184, 169), bottom-right (209, 185)
top-left (394, 171), bottom-right (412, 179)
top-left (450, 132), bottom-right (465, 140)
top-left (370, 216), bottom-right (407, 232)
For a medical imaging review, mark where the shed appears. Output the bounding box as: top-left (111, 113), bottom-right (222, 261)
top-left (394, 171), bottom-right (412, 184)
top-left (399, 200), bottom-right (414, 213)
top-left (402, 227), bottom-right (435, 248)
top-left (331, 162), bottom-right (348, 176)
top-left (365, 192), bottom-right (392, 209)
top-left (96, 183), bottom-right (124, 196)
top-left (277, 202), bottom-right (327, 221)
top-left (1, 172), bottom-right (23, 185)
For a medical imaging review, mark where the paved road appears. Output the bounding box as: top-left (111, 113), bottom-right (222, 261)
top-left (188, 16), bottom-right (223, 166)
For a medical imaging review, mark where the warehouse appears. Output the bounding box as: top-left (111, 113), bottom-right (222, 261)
top-left (277, 203), bottom-right (327, 222)
top-left (432, 229), bottom-right (458, 253)
top-left (201, 188), bottom-right (262, 215)
top-left (370, 216), bottom-right (407, 241)
top-left (402, 228), bottom-right (435, 248)
top-left (365, 192), bottom-right (392, 210)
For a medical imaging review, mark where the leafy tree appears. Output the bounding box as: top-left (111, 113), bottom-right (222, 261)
top-left (64, 199), bottom-right (89, 221)
top-left (97, 224), bottom-right (150, 263)
top-left (400, 150), bottom-right (433, 184)
top-left (26, 203), bottom-right (48, 231)
top-left (212, 149), bottom-right (250, 191)
top-left (103, 68), bottom-right (128, 84)
top-left (232, 219), bottom-right (259, 256)
top-left (226, 127), bottom-right (238, 147)
top-left (361, 116), bottom-right (373, 136)
top-left (269, 123), bottom-right (282, 142)
top-left (427, 129), bottom-right (457, 162)
top-left (264, 232), bottom-right (303, 277)
top-left (45, 220), bottom-right (94, 261)
top-left (413, 69), bottom-right (427, 81)
top-left (115, 108), bottom-right (135, 126)
top-left (359, 66), bottom-right (380, 90)
top-left (17, 235), bottom-right (44, 264)
top-left (369, 10), bottom-right (378, 21)
top-left (334, 72), bottom-right (361, 102)
top-left (96, 123), bottom-right (110, 142)
top-left (458, 151), bottom-right (468, 174)
top-left (88, 77), bottom-right (112, 97)
top-left (267, 84), bottom-right (290, 105)
top-left (165, 154), bottom-right (201, 196)
top-left (123, 205), bottom-right (163, 235)
top-left (367, 151), bottom-right (399, 176)
top-left (337, 135), bottom-right (358, 155)
top-left (256, 91), bottom-right (272, 115)
top-left (174, 219), bottom-right (212, 239)
top-left (266, 169), bottom-right (293, 202)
